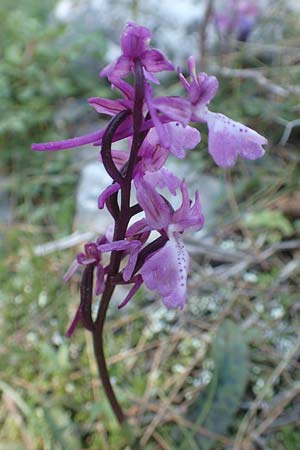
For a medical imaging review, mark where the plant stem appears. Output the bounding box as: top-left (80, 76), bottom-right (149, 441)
top-left (91, 58), bottom-right (146, 449)
top-left (92, 282), bottom-right (143, 449)
top-left (92, 284), bottom-right (124, 423)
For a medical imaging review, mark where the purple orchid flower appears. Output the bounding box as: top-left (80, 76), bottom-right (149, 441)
top-left (64, 239), bottom-right (106, 295)
top-left (99, 121), bottom-right (200, 171)
top-left (32, 22), bottom-right (269, 433)
top-left (101, 22), bottom-right (174, 83)
top-left (64, 234), bottom-right (143, 336)
top-left (32, 79), bottom-right (191, 155)
top-left (214, 0), bottom-right (260, 41)
top-left (109, 178), bottom-right (203, 310)
top-left (32, 21), bottom-right (267, 332)
top-left (97, 120), bottom-right (200, 210)
top-left (135, 179), bottom-right (204, 309)
top-left (179, 56), bottom-right (267, 168)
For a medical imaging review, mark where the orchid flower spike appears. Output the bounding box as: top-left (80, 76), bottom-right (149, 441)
top-left (32, 22), bottom-right (267, 333)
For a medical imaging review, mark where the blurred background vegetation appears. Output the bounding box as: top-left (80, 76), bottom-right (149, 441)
top-left (0, 0), bottom-right (300, 449)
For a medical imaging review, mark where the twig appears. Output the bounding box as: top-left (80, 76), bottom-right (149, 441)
top-left (234, 332), bottom-right (300, 449)
top-left (185, 238), bottom-right (248, 262)
top-left (107, 330), bottom-right (194, 365)
top-left (252, 384), bottom-right (300, 440)
top-left (152, 431), bottom-right (174, 450)
top-left (277, 118), bottom-right (300, 145)
top-left (199, 0), bottom-right (214, 68)
top-left (174, 414), bottom-right (234, 446)
top-left (210, 65), bottom-right (300, 97)
top-left (141, 347), bottom-right (207, 445)
top-left (33, 231), bottom-right (96, 256)
top-left (213, 240), bottom-right (300, 280)
top-left (279, 257), bottom-right (300, 282)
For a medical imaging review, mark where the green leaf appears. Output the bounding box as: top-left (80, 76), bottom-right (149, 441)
top-left (243, 210), bottom-right (293, 236)
top-left (179, 320), bottom-right (248, 450)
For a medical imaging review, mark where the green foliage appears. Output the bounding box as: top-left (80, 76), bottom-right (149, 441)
top-left (243, 209), bottom-right (293, 241)
top-left (0, 0), bottom-right (108, 168)
top-left (0, 381), bottom-right (81, 450)
top-left (178, 320), bottom-right (248, 450)
top-left (0, 0), bottom-right (109, 232)
top-left (273, 426), bottom-right (300, 450)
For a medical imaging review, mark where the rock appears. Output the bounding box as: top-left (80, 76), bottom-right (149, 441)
top-left (166, 157), bottom-right (225, 227)
top-left (74, 156), bottom-right (225, 235)
top-left (75, 162), bottom-right (114, 234)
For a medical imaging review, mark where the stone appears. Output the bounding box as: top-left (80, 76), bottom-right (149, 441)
top-left (74, 156), bottom-right (225, 235)
top-left (166, 157), bottom-right (225, 227)
top-left (75, 162), bottom-right (113, 234)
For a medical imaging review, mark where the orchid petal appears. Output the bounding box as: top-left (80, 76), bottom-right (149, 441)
top-left (152, 96), bottom-right (191, 127)
top-left (143, 67), bottom-right (160, 84)
top-left (126, 218), bottom-right (151, 237)
top-left (145, 84), bottom-right (170, 147)
top-left (135, 178), bottom-right (172, 229)
top-left (140, 235), bottom-right (189, 309)
top-left (171, 181), bottom-right (204, 232)
top-left (142, 49), bottom-right (174, 73)
top-left (84, 242), bottom-right (100, 260)
top-left (166, 122), bottom-right (201, 158)
top-left (98, 183), bottom-right (121, 209)
top-left (77, 256), bottom-right (96, 265)
top-left (195, 73), bottom-right (219, 106)
top-left (138, 128), bottom-right (169, 172)
top-left (97, 239), bottom-right (139, 253)
top-left (121, 22), bottom-right (152, 57)
top-left (180, 58), bottom-right (218, 109)
top-left (97, 240), bottom-right (142, 282)
top-left (123, 251), bottom-right (139, 282)
top-left (206, 111), bottom-right (267, 167)
top-left (118, 275), bottom-right (143, 309)
top-left (143, 168), bottom-right (180, 196)
top-left (178, 66), bottom-right (190, 91)
top-left (109, 78), bottom-right (135, 99)
top-left (66, 306), bottom-right (81, 338)
top-left (187, 56), bottom-right (197, 81)
top-left (32, 129), bottom-right (104, 152)
top-left (101, 55), bottom-right (133, 80)
top-left (95, 265), bottom-right (105, 295)
top-left (88, 97), bottom-right (130, 116)
top-left (63, 259), bottom-right (80, 282)
top-left (105, 224), bottom-right (114, 242)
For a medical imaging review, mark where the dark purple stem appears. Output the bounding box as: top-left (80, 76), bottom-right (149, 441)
top-left (125, 59), bottom-right (145, 180)
top-left (92, 59), bottom-right (146, 442)
top-left (101, 110), bottom-right (131, 184)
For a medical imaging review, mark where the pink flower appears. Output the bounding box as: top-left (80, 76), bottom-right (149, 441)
top-left (141, 235), bottom-right (190, 309)
top-left (32, 21), bottom-right (267, 322)
top-left (214, 0), bottom-right (260, 41)
top-left (135, 179), bottom-right (204, 308)
top-left (101, 22), bottom-right (174, 83)
top-left (180, 56), bottom-right (267, 167)
top-left (64, 236), bottom-right (143, 336)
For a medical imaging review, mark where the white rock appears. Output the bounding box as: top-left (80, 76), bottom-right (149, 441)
top-left (75, 162), bottom-right (114, 233)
